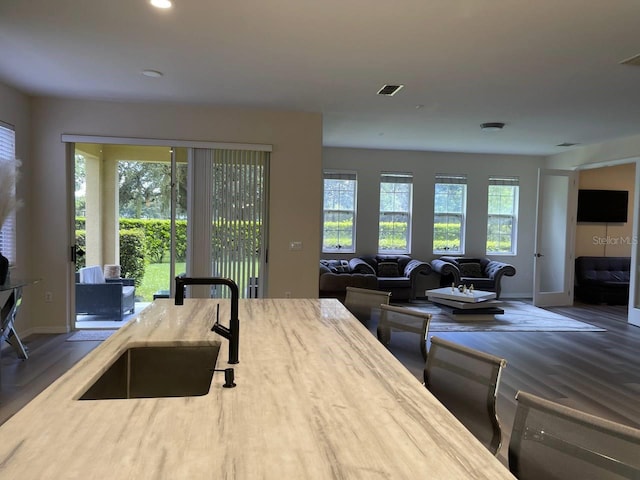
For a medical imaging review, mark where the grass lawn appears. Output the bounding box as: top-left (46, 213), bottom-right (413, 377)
top-left (138, 262), bottom-right (185, 301)
top-left (138, 261), bottom-right (258, 301)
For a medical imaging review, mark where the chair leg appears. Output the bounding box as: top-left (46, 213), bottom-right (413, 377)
top-left (420, 318), bottom-right (428, 361)
top-left (377, 324), bottom-right (391, 345)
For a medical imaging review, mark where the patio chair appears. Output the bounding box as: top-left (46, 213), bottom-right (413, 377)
top-left (76, 265), bottom-right (135, 321)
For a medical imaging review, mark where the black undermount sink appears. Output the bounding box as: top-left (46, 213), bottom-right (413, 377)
top-left (79, 344), bottom-right (220, 400)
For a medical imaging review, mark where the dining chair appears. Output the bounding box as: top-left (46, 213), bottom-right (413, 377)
top-left (344, 286), bottom-right (391, 324)
top-left (509, 390), bottom-right (640, 479)
top-left (377, 304), bottom-right (432, 360)
top-left (424, 336), bottom-right (507, 454)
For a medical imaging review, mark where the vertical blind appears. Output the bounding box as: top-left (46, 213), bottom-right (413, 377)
top-left (0, 122), bottom-right (16, 265)
top-left (211, 149), bottom-right (268, 298)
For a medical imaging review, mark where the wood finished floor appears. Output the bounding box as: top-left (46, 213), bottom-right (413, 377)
top-left (1, 301), bottom-right (639, 466)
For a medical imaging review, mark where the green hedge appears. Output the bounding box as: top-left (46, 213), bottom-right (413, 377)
top-left (75, 230), bottom-right (86, 269)
top-left (75, 216), bottom-right (261, 274)
top-left (119, 229), bottom-right (146, 286)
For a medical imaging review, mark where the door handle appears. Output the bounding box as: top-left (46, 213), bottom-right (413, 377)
top-left (534, 253), bottom-right (544, 258)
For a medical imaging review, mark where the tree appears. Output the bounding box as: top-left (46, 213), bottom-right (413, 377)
top-left (118, 161), bottom-right (187, 219)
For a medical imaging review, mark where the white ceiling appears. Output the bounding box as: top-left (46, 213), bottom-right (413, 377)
top-left (1, 0), bottom-right (640, 155)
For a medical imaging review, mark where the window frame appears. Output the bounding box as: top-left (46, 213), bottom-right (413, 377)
top-left (322, 170), bottom-right (357, 254)
top-left (433, 174), bottom-right (467, 255)
top-left (0, 121), bottom-right (17, 266)
top-left (486, 176), bottom-right (519, 255)
top-left (378, 172), bottom-right (413, 254)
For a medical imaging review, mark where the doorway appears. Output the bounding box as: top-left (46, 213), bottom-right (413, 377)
top-left (68, 139), bottom-right (271, 330)
top-left (73, 143), bottom-right (185, 328)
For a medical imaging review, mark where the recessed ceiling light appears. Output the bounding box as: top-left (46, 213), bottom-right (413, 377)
top-left (150, 0), bottom-right (172, 9)
top-left (142, 69), bottom-right (163, 78)
top-left (480, 122), bottom-right (505, 131)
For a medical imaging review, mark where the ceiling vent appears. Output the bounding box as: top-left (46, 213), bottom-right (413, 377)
top-left (557, 142), bottom-right (579, 147)
top-left (377, 84), bottom-right (404, 96)
top-left (620, 53), bottom-right (640, 66)
top-left (480, 122), bottom-right (505, 131)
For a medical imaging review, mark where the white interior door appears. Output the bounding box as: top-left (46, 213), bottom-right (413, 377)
top-left (533, 169), bottom-right (578, 307)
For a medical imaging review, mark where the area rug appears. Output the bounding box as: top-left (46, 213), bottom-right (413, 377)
top-left (66, 330), bottom-right (116, 342)
top-left (400, 300), bottom-right (606, 332)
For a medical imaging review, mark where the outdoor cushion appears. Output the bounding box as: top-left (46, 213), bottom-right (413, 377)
top-left (79, 265), bottom-right (105, 284)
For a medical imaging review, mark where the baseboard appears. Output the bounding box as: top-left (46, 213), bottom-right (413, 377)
top-left (18, 325), bottom-right (70, 337)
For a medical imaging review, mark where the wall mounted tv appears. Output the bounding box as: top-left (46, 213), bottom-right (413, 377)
top-left (577, 189), bottom-right (628, 223)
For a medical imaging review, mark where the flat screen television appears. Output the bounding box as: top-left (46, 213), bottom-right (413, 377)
top-left (577, 189), bottom-right (628, 223)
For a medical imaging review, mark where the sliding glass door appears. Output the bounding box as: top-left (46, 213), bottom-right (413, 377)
top-left (186, 148), bottom-right (269, 299)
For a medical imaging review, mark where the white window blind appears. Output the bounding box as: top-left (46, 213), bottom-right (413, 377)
top-left (0, 122), bottom-right (16, 265)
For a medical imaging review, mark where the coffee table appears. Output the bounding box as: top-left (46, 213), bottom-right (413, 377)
top-left (426, 287), bottom-right (503, 320)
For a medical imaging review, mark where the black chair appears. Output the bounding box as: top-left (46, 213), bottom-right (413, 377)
top-left (424, 336), bottom-right (507, 454)
top-left (430, 256), bottom-right (515, 299)
top-left (509, 390), bottom-right (640, 479)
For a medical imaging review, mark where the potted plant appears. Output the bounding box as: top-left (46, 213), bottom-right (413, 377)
top-left (0, 156), bottom-right (21, 285)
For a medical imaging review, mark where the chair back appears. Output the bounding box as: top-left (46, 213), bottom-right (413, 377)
top-left (378, 304), bottom-right (432, 360)
top-left (509, 391), bottom-right (640, 480)
top-left (344, 287), bottom-right (391, 323)
top-left (424, 336), bottom-right (507, 454)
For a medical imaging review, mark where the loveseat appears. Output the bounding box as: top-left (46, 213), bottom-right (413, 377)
top-left (574, 256), bottom-right (630, 305)
top-left (320, 255), bottom-right (432, 302)
top-left (430, 256), bottom-right (516, 299)
top-left (76, 265), bottom-right (136, 320)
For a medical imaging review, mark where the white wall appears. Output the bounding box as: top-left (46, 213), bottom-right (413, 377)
top-left (322, 147), bottom-right (545, 297)
top-left (24, 97), bottom-right (322, 333)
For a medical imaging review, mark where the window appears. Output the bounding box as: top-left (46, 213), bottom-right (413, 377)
top-left (433, 174), bottom-right (467, 254)
top-left (0, 122), bottom-right (17, 265)
top-left (486, 176), bottom-right (519, 254)
top-left (379, 172), bottom-right (413, 253)
top-left (323, 171), bottom-right (357, 253)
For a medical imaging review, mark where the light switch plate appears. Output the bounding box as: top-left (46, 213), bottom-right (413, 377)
top-left (289, 241), bottom-right (303, 251)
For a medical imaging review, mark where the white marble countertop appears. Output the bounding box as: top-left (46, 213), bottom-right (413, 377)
top-left (0, 299), bottom-right (514, 479)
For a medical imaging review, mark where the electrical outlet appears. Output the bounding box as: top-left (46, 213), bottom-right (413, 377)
top-left (45, 291), bottom-right (53, 303)
top-left (284, 291), bottom-right (291, 298)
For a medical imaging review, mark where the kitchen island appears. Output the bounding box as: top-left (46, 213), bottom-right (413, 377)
top-left (0, 299), bottom-right (514, 478)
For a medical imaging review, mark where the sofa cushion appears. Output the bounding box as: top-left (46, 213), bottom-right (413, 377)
top-left (378, 261), bottom-right (400, 277)
top-left (459, 262), bottom-right (482, 278)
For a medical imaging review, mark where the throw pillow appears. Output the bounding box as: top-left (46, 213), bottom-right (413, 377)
top-left (378, 261), bottom-right (400, 277)
top-left (459, 262), bottom-right (482, 278)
